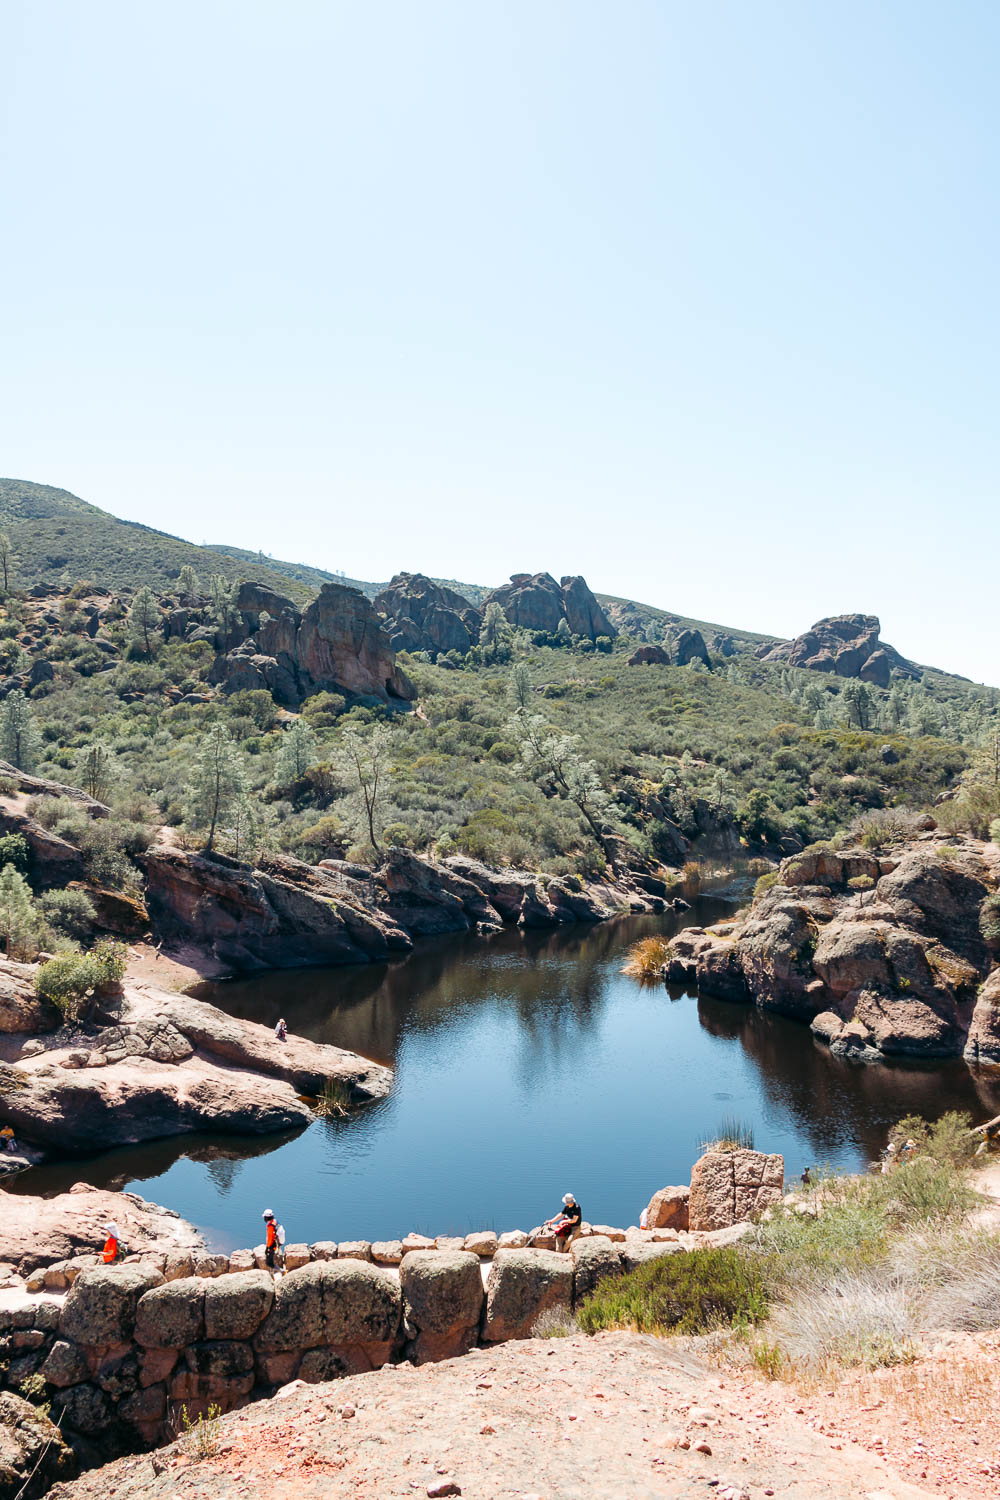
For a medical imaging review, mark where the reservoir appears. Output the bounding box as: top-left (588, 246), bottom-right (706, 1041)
top-left (13, 899), bottom-right (1000, 1248)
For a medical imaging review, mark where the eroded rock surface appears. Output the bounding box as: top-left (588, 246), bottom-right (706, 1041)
top-left (757, 613), bottom-right (918, 683)
top-left (688, 1149), bottom-right (784, 1232)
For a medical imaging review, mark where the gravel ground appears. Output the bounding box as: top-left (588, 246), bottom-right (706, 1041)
top-left (51, 1332), bottom-right (936, 1500)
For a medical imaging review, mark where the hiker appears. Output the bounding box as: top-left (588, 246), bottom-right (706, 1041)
top-left (546, 1193), bottom-right (582, 1252)
top-left (274, 1018), bottom-right (288, 1042)
top-left (800, 1166), bottom-right (812, 1188)
top-left (0, 1126), bottom-right (16, 1154)
top-left (101, 1221), bottom-right (121, 1264)
top-left (881, 1141), bottom-right (897, 1174)
top-left (262, 1208), bottom-right (285, 1270)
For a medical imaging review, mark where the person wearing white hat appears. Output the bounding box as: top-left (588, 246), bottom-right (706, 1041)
top-left (545, 1193), bottom-right (582, 1253)
top-left (101, 1221), bottom-right (121, 1264)
top-left (262, 1209), bottom-right (285, 1271)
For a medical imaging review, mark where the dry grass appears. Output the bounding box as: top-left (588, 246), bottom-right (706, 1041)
top-left (621, 935), bottom-right (671, 980)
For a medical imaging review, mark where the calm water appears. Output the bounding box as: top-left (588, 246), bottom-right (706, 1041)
top-left (12, 900), bottom-right (1000, 1250)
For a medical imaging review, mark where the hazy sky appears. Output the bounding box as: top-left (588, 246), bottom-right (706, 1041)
top-left (3, 2), bottom-right (998, 684)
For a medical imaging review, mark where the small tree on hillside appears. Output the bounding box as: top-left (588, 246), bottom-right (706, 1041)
top-left (210, 575), bottom-right (240, 649)
top-left (507, 661), bottom-right (533, 713)
top-left (0, 866), bottom-right (39, 959)
top-left (479, 603), bottom-right (513, 664)
top-left (335, 723), bottom-right (392, 854)
top-left (188, 723), bottom-right (247, 852)
top-left (128, 586), bottom-right (161, 660)
top-left (0, 532), bottom-right (15, 595)
top-left (843, 680), bottom-right (875, 732)
top-left (0, 690), bottom-right (42, 772)
top-left (507, 711), bottom-right (616, 860)
top-left (274, 720), bottom-right (317, 791)
top-left (76, 742), bottom-right (117, 803)
top-left (177, 564), bottom-right (201, 597)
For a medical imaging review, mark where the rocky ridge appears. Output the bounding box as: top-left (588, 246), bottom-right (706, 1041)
top-left (663, 828), bottom-right (1000, 1060)
top-left (481, 573), bottom-right (613, 641)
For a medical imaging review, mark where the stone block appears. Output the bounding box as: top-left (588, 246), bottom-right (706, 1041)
top-left (463, 1232), bottom-right (498, 1258)
top-left (400, 1251), bottom-right (484, 1363)
top-left (497, 1230), bottom-right (529, 1249)
top-left (482, 1249), bottom-right (573, 1342)
top-left (60, 1265), bottom-right (163, 1347)
top-left (193, 1255), bottom-right (230, 1279)
top-left (371, 1241), bottom-right (403, 1266)
top-left (642, 1186), bottom-right (689, 1232)
top-left (433, 1236), bottom-right (465, 1253)
top-left (590, 1226), bottom-right (626, 1242)
top-left (336, 1241), bottom-right (372, 1262)
top-left (401, 1233), bottom-right (435, 1253)
top-left (283, 1244), bottom-right (311, 1271)
top-left (310, 1241), bottom-right (338, 1261)
top-left (134, 1278), bottom-right (205, 1349)
top-left (253, 1260), bottom-right (401, 1353)
top-left (163, 1252), bottom-right (195, 1282)
top-left (689, 1149), bottom-right (784, 1231)
top-left (204, 1270), bottom-right (274, 1341)
top-left (570, 1236), bottom-right (622, 1304)
top-left (227, 1249), bottom-right (256, 1273)
top-left (40, 1340), bottom-right (89, 1389)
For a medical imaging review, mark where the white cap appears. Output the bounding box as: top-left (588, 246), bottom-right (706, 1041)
top-left (262, 1208), bottom-right (274, 1219)
top-left (562, 1193), bottom-right (575, 1205)
top-left (103, 1222), bottom-right (120, 1238)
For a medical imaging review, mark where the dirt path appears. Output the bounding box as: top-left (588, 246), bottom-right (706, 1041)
top-left (54, 1333), bottom-right (935, 1500)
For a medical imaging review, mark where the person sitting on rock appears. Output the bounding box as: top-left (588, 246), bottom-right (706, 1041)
top-left (0, 1126), bottom-right (16, 1154)
top-left (262, 1208), bottom-right (285, 1270)
top-left (101, 1221), bottom-right (121, 1264)
top-left (547, 1193), bottom-right (582, 1252)
top-left (274, 1018), bottom-right (288, 1042)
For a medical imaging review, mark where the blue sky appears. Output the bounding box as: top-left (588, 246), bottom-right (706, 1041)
top-left (2, 1), bottom-right (998, 684)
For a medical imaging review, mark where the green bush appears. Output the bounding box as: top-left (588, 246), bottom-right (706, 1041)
top-left (577, 1246), bottom-right (768, 1336)
top-left (980, 893), bottom-right (1000, 946)
top-left (0, 833), bottom-right (28, 872)
top-left (34, 938), bottom-right (127, 1018)
top-left (38, 887), bottom-right (97, 940)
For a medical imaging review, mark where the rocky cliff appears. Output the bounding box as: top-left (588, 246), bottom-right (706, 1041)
top-left (482, 573), bottom-right (613, 641)
top-left (664, 828), bottom-right (1000, 1060)
top-left (209, 582), bottom-right (415, 707)
top-left (373, 573), bottom-right (482, 657)
top-left (756, 614), bottom-right (918, 686)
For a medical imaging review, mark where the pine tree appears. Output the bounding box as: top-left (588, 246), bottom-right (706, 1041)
top-left (76, 742), bottom-right (116, 803)
top-left (0, 690), bottom-right (41, 771)
top-left (210, 576), bottom-right (240, 648)
top-left (177, 564), bottom-right (201, 597)
top-left (0, 866), bottom-right (38, 958)
top-left (128, 586), bottom-right (161, 659)
top-left (274, 721), bottom-right (317, 790)
top-left (507, 711), bottom-right (615, 859)
top-left (188, 724), bottom-right (247, 852)
top-left (335, 724), bottom-right (392, 853)
top-left (0, 531), bottom-right (15, 594)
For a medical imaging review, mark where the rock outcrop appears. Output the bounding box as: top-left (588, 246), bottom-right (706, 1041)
top-left (665, 834), bottom-right (998, 1059)
top-left (0, 1390), bottom-right (76, 1497)
top-left (642, 1186), bottom-right (689, 1231)
top-left (374, 574), bottom-right (482, 658)
top-left (688, 1149), bottom-right (784, 1231)
top-left (210, 581), bottom-right (415, 707)
top-left (399, 1250), bottom-right (483, 1363)
top-left (0, 1184), bottom-right (202, 1274)
top-left (482, 574), bottom-right (613, 641)
top-left (142, 845), bottom-right (670, 975)
top-left (756, 614), bottom-right (918, 685)
top-left (482, 1248), bottom-right (574, 1341)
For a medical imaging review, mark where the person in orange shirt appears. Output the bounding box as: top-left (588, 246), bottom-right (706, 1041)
top-left (101, 1221), bottom-right (121, 1264)
top-left (262, 1208), bottom-right (285, 1271)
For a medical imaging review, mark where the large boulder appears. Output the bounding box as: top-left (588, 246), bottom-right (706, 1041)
top-left (134, 1277), bottom-right (205, 1349)
top-left (0, 1185), bottom-right (202, 1274)
top-left (0, 1054), bottom-right (314, 1152)
top-left (482, 1249), bottom-right (574, 1342)
top-left (628, 644), bottom-right (669, 666)
top-left (60, 1264), bottom-right (163, 1347)
top-left (399, 1250), bottom-right (484, 1362)
top-left (482, 573), bottom-right (611, 641)
top-left (759, 615), bottom-right (918, 681)
top-left (672, 628), bottom-right (710, 667)
top-left (253, 1260), bottom-right (401, 1364)
top-left (570, 1235), bottom-right (622, 1303)
top-left (203, 1270), bottom-right (274, 1340)
top-left (0, 959), bottom-right (59, 1034)
top-left (688, 1149), bottom-right (784, 1232)
top-left (297, 583), bottom-right (414, 702)
top-left (964, 969), bottom-right (1000, 1065)
top-left (0, 1391), bottom-right (76, 1498)
top-left (560, 576), bottom-right (613, 640)
top-left (642, 1186), bottom-right (689, 1232)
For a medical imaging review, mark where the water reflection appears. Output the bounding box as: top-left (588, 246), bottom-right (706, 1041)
top-left (9, 900), bottom-right (1000, 1249)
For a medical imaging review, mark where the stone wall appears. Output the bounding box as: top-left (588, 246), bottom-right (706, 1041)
top-left (4, 1221), bottom-right (746, 1460)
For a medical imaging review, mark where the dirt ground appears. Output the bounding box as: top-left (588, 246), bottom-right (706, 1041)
top-left (54, 1331), bottom-right (941, 1500)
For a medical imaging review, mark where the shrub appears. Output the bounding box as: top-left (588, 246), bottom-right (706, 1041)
top-left (848, 873), bottom-right (874, 890)
top-left (35, 939), bottom-right (127, 1019)
top-left (38, 887), bottom-right (97, 940)
top-left (980, 893), bottom-right (1000, 946)
top-left (0, 833), bottom-right (28, 872)
top-left (532, 1307), bottom-right (579, 1338)
top-left (990, 817), bottom-right (1000, 845)
top-left (577, 1247), bottom-right (768, 1337)
top-left (622, 935), bottom-right (671, 980)
top-left (753, 870), bottom-right (779, 901)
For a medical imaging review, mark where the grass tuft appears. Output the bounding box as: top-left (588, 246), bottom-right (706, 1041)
top-left (622, 935), bottom-right (671, 980)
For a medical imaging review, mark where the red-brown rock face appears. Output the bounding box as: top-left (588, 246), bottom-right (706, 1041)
top-left (297, 584), bottom-right (414, 701)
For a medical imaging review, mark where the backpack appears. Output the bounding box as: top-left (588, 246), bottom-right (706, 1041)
top-left (276, 1224), bottom-right (286, 1246)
